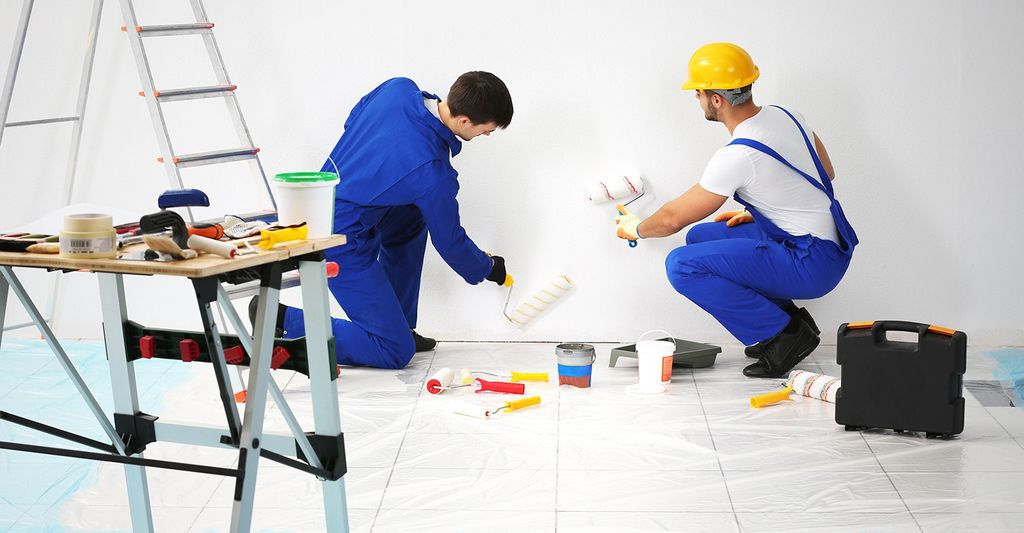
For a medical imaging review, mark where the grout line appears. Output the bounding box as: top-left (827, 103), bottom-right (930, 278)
top-left (184, 506), bottom-right (205, 533)
top-left (554, 367), bottom-right (561, 526)
top-left (862, 430), bottom-right (922, 531)
top-left (692, 367), bottom-right (741, 530)
top-left (368, 348), bottom-right (436, 532)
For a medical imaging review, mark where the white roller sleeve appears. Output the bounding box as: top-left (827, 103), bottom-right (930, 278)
top-left (585, 176), bottom-right (644, 205)
top-left (786, 370), bottom-right (841, 403)
top-left (507, 274), bottom-right (573, 327)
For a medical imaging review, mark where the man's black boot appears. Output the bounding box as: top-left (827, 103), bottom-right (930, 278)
top-left (745, 306), bottom-right (820, 358)
top-left (742, 316), bottom-right (820, 378)
top-left (412, 330), bottom-right (437, 352)
top-left (248, 295), bottom-right (287, 337)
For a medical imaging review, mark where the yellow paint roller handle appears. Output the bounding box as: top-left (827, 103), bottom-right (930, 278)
top-left (750, 386), bottom-right (793, 408)
top-left (503, 274), bottom-right (514, 288)
top-left (509, 372), bottom-right (548, 382)
top-left (504, 395), bottom-right (541, 412)
top-left (258, 225), bottom-right (309, 249)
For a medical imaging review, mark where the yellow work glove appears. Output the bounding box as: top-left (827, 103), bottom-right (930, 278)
top-left (614, 204), bottom-right (643, 240)
top-left (714, 209), bottom-right (753, 227)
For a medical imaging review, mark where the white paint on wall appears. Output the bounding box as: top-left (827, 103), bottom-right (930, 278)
top-left (1, 1), bottom-right (1020, 346)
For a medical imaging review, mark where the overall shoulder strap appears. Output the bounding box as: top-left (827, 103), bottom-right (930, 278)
top-left (769, 105), bottom-right (834, 195)
top-left (727, 137), bottom-right (830, 197)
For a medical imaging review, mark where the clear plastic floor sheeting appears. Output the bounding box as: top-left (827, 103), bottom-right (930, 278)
top-left (1, 339), bottom-right (1023, 532)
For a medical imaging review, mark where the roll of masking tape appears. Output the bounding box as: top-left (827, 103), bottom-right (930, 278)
top-left (59, 213), bottom-right (116, 259)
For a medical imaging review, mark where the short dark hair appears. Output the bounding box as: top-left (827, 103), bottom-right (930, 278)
top-left (706, 84), bottom-right (753, 106)
top-left (447, 71), bottom-right (513, 128)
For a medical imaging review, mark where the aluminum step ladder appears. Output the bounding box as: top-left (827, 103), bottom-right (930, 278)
top-left (118, 0), bottom-right (277, 223)
top-left (0, 0), bottom-right (105, 332)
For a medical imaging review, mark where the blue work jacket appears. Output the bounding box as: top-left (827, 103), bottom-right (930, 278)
top-left (321, 77), bottom-right (493, 284)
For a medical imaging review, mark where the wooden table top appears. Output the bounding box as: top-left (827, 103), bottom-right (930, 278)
top-left (0, 235), bottom-right (346, 278)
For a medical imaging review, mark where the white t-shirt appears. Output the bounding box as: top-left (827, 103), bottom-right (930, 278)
top-left (424, 97), bottom-right (440, 119)
top-left (699, 105), bottom-right (840, 244)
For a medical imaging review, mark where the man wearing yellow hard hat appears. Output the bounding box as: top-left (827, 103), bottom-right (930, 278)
top-left (615, 42), bottom-right (858, 378)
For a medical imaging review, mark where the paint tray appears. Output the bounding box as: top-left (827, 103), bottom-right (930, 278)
top-left (609, 338), bottom-right (721, 368)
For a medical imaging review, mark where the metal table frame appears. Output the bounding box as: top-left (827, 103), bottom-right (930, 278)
top-left (0, 246), bottom-right (350, 532)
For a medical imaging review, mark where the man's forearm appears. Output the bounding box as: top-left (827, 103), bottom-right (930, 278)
top-left (636, 208), bottom-right (687, 239)
top-left (629, 184), bottom-right (728, 240)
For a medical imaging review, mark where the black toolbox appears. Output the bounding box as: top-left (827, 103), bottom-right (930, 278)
top-left (835, 320), bottom-right (966, 439)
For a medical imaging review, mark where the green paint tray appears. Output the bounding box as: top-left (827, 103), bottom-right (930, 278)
top-left (609, 338), bottom-right (721, 368)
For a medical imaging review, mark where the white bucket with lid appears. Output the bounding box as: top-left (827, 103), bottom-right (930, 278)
top-left (628, 329), bottom-right (675, 394)
top-left (272, 172), bottom-right (339, 239)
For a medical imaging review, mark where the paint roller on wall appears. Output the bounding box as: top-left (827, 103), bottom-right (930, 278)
top-left (502, 274), bottom-right (574, 328)
top-left (585, 175), bottom-right (645, 205)
top-left (585, 175), bottom-right (646, 248)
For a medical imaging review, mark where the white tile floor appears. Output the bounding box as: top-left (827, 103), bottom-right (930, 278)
top-left (1, 340), bottom-right (1023, 532)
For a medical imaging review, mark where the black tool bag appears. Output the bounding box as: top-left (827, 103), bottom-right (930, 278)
top-left (836, 320), bottom-right (966, 439)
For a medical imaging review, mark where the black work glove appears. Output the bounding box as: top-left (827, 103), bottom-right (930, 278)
top-left (485, 255), bottom-right (507, 286)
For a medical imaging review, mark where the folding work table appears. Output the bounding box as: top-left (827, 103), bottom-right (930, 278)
top-left (0, 236), bottom-right (350, 532)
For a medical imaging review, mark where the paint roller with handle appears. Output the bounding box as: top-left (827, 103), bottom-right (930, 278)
top-left (454, 395), bottom-right (542, 419)
top-left (503, 274), bottom-right (573, 327)
top-left (425, 369), bottom-right (524, 394)
top-left (586, 175), bottom-right (645, 248)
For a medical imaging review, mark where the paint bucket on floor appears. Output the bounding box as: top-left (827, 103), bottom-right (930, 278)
top-left (556, 343), bottom-right (596, 388)
top-left (272, 172), bottom-right (339, 238)
top-left (629, 330), bottom-right (674, 394)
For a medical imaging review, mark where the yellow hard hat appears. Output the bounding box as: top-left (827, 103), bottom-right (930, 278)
top-left (681, 42), bottom-right (759, 91)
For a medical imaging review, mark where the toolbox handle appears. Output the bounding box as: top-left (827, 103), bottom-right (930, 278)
top-left (870, 320), bottom-right (927, 345)
top-left (873, 320), bottom-right (927, 334)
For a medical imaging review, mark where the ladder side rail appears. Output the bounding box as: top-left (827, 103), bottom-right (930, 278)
top-left (188, 0), bottom-right (277, 211)
top-left (117, 0), bottom-right (188, 207)
top-left (0, 0), bottom-right (35, 147)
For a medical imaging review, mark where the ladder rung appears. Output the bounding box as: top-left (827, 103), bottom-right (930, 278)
top-left (121, 22), bottom-right (214, 37)
top-left (5, 116), bottom-right (80, 127)
top-left (158, 147), bottom-right (260, 168)
top-left (139, 85), bottom-right (237, 102)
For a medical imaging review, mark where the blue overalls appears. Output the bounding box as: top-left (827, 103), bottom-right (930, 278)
top-left (279, 78), bottom-right (493, 369)
top-left (666, 106), bottom-right (858, 345)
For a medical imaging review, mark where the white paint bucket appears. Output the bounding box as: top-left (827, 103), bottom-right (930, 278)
top-left (272, 172), bottom-right (339, 238)
top-left (629, 330), bottom-right (675, 394)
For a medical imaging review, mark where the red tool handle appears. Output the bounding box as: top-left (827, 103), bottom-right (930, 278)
top-left (474, 378), bottom-right (525, 394)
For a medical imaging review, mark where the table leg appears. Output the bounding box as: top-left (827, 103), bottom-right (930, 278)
top-left (192, 276), bottom-right (242, 443)
top-left (299, 258), bottom-right (349, 532)
top-left (98, 272), bottom-right (154, 533)
top-left (0, 268), bottom-right (9, 344)
top-left (230, 263), bottom-right (281, 532)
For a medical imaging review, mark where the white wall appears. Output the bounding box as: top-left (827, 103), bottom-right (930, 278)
top-left (1, 0), bottom-right (1021, 346)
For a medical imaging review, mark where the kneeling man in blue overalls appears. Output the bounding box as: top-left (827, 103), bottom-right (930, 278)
top-left (615, 43), bottom-right (858, 378)
top-left (262, 72), bottom-right (513, 369)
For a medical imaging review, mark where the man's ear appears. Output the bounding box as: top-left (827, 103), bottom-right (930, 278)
top-left (455, 115), bottom-right (472, 127)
